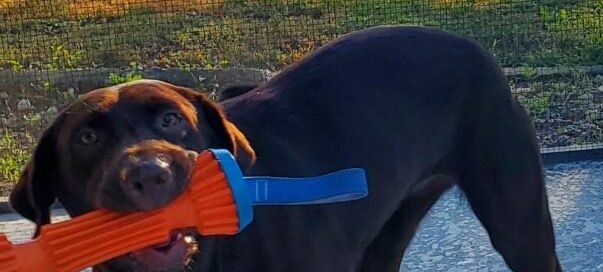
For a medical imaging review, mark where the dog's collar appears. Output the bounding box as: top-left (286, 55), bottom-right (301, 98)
top-left (208, 149), bottom-right (369, 230)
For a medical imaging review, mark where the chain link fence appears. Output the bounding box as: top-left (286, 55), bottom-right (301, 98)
top-left (0, 0), bottom-right (602, 187)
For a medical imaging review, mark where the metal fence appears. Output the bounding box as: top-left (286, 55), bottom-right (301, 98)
top-left (0, 0), bottom-right (602, 185)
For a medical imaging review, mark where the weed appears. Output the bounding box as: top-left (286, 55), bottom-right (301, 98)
top-left (47, 44), bottom-right (84, 70)
top-left (29, 81), bottom-right (53, 95)
top-left (6, 60), bottom-right (23, 71)
top-left (54, 87), bottom-right (79, 106)
top-left (108, 72), bottom-right (143, 85)
top-left (195, 54), bottom-right (230, 70)
top-left (519, 65), bottom-right (538, 81)
top-left (275, 43), bottom-right (315, 66)
top-left (204, 59), bottom-right (230, 70)
top-left (43, 81), bottom-right (52, 94)
top-left (0, 131), bottom-right (30, 184)
top-left (21, 112), bottom-right (46, 128)
top-left (108, 62), bottom-right (143, 85)
top-left (525, 94), bottom-right (551, 116)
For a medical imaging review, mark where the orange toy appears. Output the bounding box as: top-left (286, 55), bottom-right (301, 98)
top-left (0, 148), bottom-right (369, 272)
top-left (0, 149), bottom-right (253, 272)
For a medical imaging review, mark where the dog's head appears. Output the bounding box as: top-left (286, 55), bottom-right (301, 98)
top-left (10, 80), bottom-right (255, 271)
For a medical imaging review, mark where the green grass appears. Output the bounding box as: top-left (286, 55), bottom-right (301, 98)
top-left (525, 94), bottom-right (551, 116)
top-left (0, 0), bottom-right (601, 71)
top-left (108, 62), bottom-right (144, 85)
top-left (0, 0), bottom-right (602, 189)
top-left (0, 131), bottom-right (30, 185)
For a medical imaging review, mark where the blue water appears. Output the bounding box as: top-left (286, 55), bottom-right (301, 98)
top-left (401, 160), bottom-right (603, 272)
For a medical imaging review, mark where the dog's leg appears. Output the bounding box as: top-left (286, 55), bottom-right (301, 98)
top-left (357, 176), bottom-right (454, 272)
top-left (459, 99), bottom-right (561, 272)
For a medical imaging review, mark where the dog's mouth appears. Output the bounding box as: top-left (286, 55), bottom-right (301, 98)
top-left (94, 147), bottom-right (200, 271)
top-left (124, 228), bottom-right (198, 271)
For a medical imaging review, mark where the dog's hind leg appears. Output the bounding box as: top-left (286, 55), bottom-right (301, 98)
top-left (458, 98), bottom-right (561, 272)
top-left (357, 175), bottom-right (455, 272)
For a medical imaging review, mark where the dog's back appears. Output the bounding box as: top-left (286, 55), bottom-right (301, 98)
top-left (199, 26), bottom-right (561, 271)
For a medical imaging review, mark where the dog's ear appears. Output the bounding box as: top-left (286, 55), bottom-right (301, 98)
top-left (170, 84), bottom-right (256, 164)
top-left (200, 98), bottom-right (256, 166)
top-left (218, 84), bottom-right (259, 102)
top-left (10, 125), bottom-right (59, 236)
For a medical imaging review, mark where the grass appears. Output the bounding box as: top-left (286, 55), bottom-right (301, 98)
top-left (0, 0), bottom-right (602, 189)
top-left (108, 62), bottom-right (144, 85)
top-left (0, 0), bottom-right (222, 19)
top-left (0, 0), bottom-right (602, 71)
top-left (512, 70), bottom-right (603, 147)
top-left (0, 131), bottom-right (30, 185)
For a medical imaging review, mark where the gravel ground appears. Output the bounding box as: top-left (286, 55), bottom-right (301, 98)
top-left (402, 160), bottom-right (603, 271)
top-left (1, 160), bottom-right (602, 271)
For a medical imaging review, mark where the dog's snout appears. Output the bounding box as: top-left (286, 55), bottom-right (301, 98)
top-left (121, 158), bottom-right (175, 208)
top-left (98, 140), bottom-right (195, 212)
top-left (126, 160), bottom-right (171, 190)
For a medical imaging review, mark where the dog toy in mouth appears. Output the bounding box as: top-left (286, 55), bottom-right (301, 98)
top-left (0, 149), bottom-right (368, 272)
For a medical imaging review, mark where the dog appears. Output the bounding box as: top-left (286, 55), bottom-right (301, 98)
top-left (10, 26), bottom-right (561, 272)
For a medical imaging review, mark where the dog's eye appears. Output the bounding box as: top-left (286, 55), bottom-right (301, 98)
top-left (78, 129), bottom-right (99, 145)
top-left (160, 112), bottom-right (183, 128)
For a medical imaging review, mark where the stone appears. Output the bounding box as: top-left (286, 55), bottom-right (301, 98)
top-left (16, 99), bottom-right (32, 111)
top-left (46, 106), bottom-right (58, 114)
top-left (30, 113), bottom-right (42, 122)
top-left (514, 87), bottom-right (532, 93)
top-left (4, 116), bottom-right (18, 128)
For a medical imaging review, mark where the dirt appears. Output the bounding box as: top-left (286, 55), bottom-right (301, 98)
top-left (512, 74), bottom-right (603, 147)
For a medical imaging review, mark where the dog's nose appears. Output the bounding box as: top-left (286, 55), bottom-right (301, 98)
top-left (122, 160), bottom-right (174, 206)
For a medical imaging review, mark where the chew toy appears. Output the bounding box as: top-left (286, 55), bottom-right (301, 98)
top-left (0, 149), bottom-right (367, 272)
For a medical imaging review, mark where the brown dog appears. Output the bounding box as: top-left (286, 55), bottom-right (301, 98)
top-left (11, 26), bottom-right (561, 272)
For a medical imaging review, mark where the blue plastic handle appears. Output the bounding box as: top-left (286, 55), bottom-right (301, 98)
top-left (244, 169), bottom-right (368, 205)
top-left (208, 149), bottom-right (369, 231)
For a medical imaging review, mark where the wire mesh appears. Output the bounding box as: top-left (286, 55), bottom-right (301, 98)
top-left (0, 0), bottom-right (602, 186)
